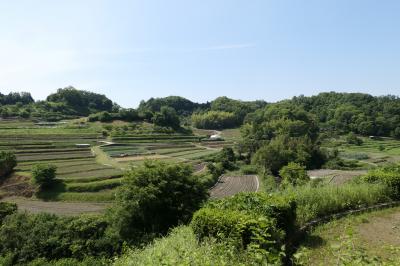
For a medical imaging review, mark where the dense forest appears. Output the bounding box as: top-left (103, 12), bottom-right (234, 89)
top-left (2, 89), bottom-right (400, 137)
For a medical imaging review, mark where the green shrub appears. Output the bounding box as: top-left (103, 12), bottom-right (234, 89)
top-left (0, 202), bottom-right (17, 224)
top-left (240, 164), bottom-right (259, 175)
top-left (0, 151), bottom-right (17, 178)
top-left (284, 182), bottom-right (390, 225)
top-left (191, 192), bottom-right (296, 264)
top-left (31, 164), bottom-right (57, 189)
top-left (346, 133), bottom-right (363, 145)
top-left (361, 165), bottom-right (400, 199)
top-left (191, 208), bottom-right (283, 264)
top-left (323, 157), bottom-right (363, 170)
top-left (27, 257), bottom-right (109, 266)
top-left (0, 213), bottom-right (118, 264)
top-left (205, 192), bottom-right (297, 236)
top-left (340, 152), bottom-right (369, 160)
top-left (109, 160), bottom-right (208, 243)
top-left (114, 226), bottom-right (262, 266)
top-left (207, 162), bottom-right (224, 179)
top-left (279, 162), bottom-right (309, 187)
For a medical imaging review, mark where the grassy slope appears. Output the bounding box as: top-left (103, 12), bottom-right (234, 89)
top-left (295, 206), bottom-right (400, 265)
top-left (114, 226), bottom-right (254, 266)
top-left (324, 136), bottom-right (400, 169)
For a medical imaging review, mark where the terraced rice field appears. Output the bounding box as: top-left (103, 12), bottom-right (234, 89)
top-left (0, 120), bottom-right (233, 207)
top-left (326, 137), bottom-right (400, 167)
top-left (209, 175), bottom-right (259, 199)
top-left (100, 133), bottom-right (223, 166)
top-left (0, 121), bottom-right (123, 201)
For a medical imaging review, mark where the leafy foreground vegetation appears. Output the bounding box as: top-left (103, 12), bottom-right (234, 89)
top-left (111, 164), bottom-right (399, 266)
top-left (114, 177), bottom-right (394, 265)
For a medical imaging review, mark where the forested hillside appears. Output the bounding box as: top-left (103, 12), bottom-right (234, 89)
top-left (290, 92), bottom-right (400, 137)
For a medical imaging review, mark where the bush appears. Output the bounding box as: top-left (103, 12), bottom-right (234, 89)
top-left (31, 164), bottom-right (57, 189)
top-left (361, 165), bottom-right (400, 199)
top-left (279, 162), bottom-right (309, 188)
top-left (284, 182), bottom-right (390, 225)
top-left (252, 135), bottom-right (325, 175)
top-left (346, 133), bottom-right (363, 145)
top-left (207, 162), bottom-right (224, 179)
top-left (191, 208), bottom-right (283, 263)
top-left (152, 106), bottom-right (180, 129)
top-left (109, 160), bottom-right (208, 243)
top-left (114, 226), bottom-right (261, 266)
top-left (340, 152), bottom-right (369, 160)
top-left (240, 165), bottom-right (259, 175)
top-left (205, 193), bottom-right (297, 236)
top-left (0, 151), bottom-right (17, 178)
top-left (27, 257), bottom-right (109, 266)
top-left (191, 192), bottom-right (297, 264)
top-left (323, 157), bottom-right (363, 170)
top-left (0, 202), bottom-right (17, 224)
top-left (0, 213), bottom-right (118, 264)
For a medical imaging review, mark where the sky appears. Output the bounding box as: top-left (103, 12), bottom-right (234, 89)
top-left (1, 0), bottom-right (400, 107)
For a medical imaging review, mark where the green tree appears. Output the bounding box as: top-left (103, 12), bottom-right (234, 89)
top-left (152, 106), bottom-right (180, 129)
top-left (109, 161), bottom-right (208, 242)
top-left (252, 135), bottom-right (325, 175)
top-left (0, 152), bottom-right (17, 178)
top-left (191, 111), bottom-right (237, 129)
top-left (31, 164), bottom-right (57, 189)
top-left (346, 132), bottom-right (363, 145)
top-left (279, 162), bottom-right (309, 187)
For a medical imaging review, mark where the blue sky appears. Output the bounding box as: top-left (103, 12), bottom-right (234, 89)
top-left (1, 0), bottom-right (400, 107)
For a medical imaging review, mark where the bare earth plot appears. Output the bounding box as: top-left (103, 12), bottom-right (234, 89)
top-left (210, 175), bottom-right (259, 199)
top-left (307, 169), bottom-right (367, 185)
top-left (1, 196), bottom-right (109, 216)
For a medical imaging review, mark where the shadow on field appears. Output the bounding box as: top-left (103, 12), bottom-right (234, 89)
top-left (35, 179), bottom-right (66, 201)
top-left (301, 234), bottom-right (326, 249)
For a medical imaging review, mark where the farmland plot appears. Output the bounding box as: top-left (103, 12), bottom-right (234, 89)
top-left (209, 175), bottom-right (259, 199)
top-left (101, 132), bottom-right (225, 166)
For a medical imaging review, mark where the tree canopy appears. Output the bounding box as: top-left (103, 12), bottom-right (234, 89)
top-left (109, 161), bottom-right (208, 242)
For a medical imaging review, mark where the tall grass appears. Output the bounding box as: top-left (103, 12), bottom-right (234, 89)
top-left (114, 226), bottom-right (259, 266)
top-left (66, 178), bottom-right (123, 192)
top-left (283, 182), bottom-right (391, 225)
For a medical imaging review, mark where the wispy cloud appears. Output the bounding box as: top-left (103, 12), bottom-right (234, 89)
top-left (197, 43), bottom-right (256, 51)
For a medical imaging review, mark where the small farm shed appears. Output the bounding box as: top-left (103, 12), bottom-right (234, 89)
top-left (209, 134), bottom-right (222, 141)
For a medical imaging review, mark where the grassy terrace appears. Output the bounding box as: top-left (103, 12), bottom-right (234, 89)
top-left (323, 136), bottom-right (400, 169)
top-left (0, 120), bottom-right (230, 203)
top-left (100, 131), bottom-right (224, 167)
top-left (0, 120), bottom-right (124, 202)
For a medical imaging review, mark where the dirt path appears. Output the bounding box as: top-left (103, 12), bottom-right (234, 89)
top-left (1, 196), bottom-right (109, 216)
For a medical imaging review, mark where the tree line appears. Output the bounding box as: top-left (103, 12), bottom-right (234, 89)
top-left (2, 89), bottom-right (400, 136)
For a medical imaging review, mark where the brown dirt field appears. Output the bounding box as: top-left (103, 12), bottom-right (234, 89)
top-left (307, 169), bottom-right (367, 185)
top-left (358, 210), bottom-right (400, 247)
top-left (193, 163), bottom-right (206, 173)
top-left (1, 196), bottom-right (109, 216)
top-left (210, 175), bottom-right (259, 199)
top-left (0, 174), bottom-right (35, 198)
